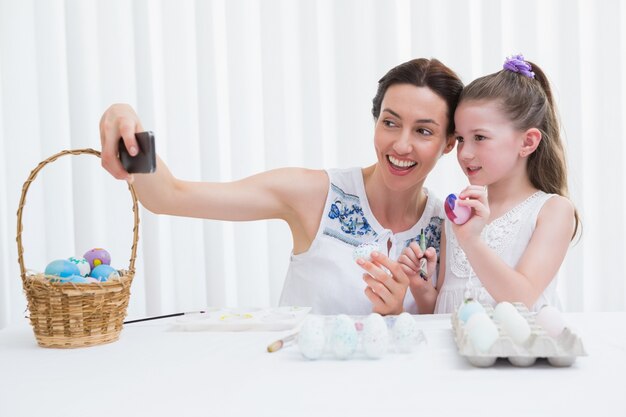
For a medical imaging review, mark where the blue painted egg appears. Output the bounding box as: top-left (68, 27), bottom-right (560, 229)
top-left (67, 275), bottom-right (88, 284)
top-left (44, 260), bottom-right (81, 282)
top-left (50, 275), bottom-right (72, 283)
top-left (90, 265), bottom-right (120, 282)
top-left (458, 299), bottom-right (486, 323)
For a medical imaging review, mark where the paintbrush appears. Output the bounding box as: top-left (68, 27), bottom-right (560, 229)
top-left (419, 228), bottom-right (428, 280)
top-left (124, 310), bottom-right (206, 324)
top-left (267, 333), bottom-right (298, 353)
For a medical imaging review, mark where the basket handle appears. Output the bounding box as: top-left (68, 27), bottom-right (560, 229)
top-left (16, 148), bottom-right (139, 284)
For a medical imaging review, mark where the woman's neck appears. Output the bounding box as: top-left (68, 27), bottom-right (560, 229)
top-left (362, 165), bottom-right (427, 233)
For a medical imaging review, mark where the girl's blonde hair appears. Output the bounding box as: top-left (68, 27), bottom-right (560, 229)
top-left (459, 60), bottom-right (580, 238)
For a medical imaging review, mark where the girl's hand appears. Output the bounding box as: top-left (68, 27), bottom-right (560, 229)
top-left (452, 185), bottom-right (490, 246)
top-left (358, 251), bottom-right (409, 315)
top-left (99, 103), bottom-right (144, 181)
top-left (398, 242), bottom-right (437, 296)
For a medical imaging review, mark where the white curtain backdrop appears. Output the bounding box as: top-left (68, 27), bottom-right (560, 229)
top-left (1, 0), bottom-right (625, 328)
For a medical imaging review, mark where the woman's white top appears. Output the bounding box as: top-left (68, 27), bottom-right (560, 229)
top-left (435, 191), bottom-right (562, 314)
top-left (279, 167), bottom-right (445, 315)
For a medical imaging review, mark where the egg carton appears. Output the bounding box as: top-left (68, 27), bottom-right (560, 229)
top-left (451, 303), bottom-right (587, 367)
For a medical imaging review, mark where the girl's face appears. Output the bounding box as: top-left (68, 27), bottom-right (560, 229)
top-left (454, 99), bottom-right (526, 186)
top-left (374, 84), bottom-right (453, 192)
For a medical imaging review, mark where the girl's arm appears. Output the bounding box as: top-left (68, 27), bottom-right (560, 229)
top-left (456, 194), bottom-right (575, 308)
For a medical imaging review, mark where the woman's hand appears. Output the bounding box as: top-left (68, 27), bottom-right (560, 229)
top-left (451, 185), bottom-right (489, 247)
top-left (358, 251), bottom-right (409, 315)
top-left (398, 242), bottom-right (437, 295)
top-left (99, 103), bottom-right (144, 181)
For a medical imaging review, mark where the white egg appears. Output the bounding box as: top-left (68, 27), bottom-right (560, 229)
top-left (298, 315), bottom-right (326, 360)
top-left (465, 311), bottom-right (491, 334)
top-left (465, 312), bottom-right (499, 353)
top-left (501, 313), bottom-right (531, 345)
top-left (535, 305), bottom-right (566, 338)
top-left (361, 313), bottom-right (389, 359)
top-left (493, 301), bottom-right (518, 323)
top-left (392, 312), bottom-right (417, 353)
top-left (329, 314), bottom-right (358, 359)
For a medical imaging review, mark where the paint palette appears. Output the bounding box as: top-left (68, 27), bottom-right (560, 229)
top-left (170, 306), bottom-right (311, 331)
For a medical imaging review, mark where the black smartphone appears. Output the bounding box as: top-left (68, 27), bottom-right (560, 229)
top-left (118, 131), bottom-right (156, 173)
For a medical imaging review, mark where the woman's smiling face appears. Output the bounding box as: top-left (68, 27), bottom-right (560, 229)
top-left (374, 84), bottom-right (454, 192)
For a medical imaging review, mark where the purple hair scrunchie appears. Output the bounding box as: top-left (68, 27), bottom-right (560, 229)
top-left (503, 54), bottom-right (535, 79)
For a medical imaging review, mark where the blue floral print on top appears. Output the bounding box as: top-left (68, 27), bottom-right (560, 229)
top-left (406, 216), bottom-right (444, 258)
top-left (328, 201), bottom-right (373, 236)
top-left (324, 183), bottom-right (376, 246)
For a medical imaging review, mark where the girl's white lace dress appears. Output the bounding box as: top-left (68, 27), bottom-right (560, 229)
top-left (434, 191), bottom-right (562, 314)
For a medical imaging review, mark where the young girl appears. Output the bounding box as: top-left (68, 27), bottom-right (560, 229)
top-left (398, 54), bottom-right (579, 313)
top-left (99, 58), bottom-right (463, 316)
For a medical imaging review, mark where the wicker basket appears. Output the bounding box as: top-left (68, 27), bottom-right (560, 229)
top-left (16, 148), bottom-right (139, 348)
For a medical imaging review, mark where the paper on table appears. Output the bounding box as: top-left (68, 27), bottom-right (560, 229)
top-left (170, 306), bottom-right (311, 332)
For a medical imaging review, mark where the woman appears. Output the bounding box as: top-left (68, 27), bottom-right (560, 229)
top-left (99, 58), bottom-right (464, 315)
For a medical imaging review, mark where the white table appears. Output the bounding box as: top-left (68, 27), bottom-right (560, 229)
top-left (1, 313), bottom-right (624, 417)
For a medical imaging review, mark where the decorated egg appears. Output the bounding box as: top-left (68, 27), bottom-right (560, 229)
top-left (361, 313), bottom-right (389, 359)
top-left (535, 305), bottom-right (566, 338)
top-left (457, 299), bottom-right (486, 323)
top-left (44, 260), bottom-right (81, 282)
top-left (466, 312), bottom-right (499, 352)
top-left (90, 265), bottom-right (120, 282)
top-left (68, 257), bottom-right (91, 277)
top-left (329, 314), bottom-right (358, 359)
top-left (444, 193), bottom-right (472, 225)
top-left (67, 275), bottom-right (89, 284)
top-left (298, 315), bottom-right (326, 360)
top-left (83, 248), bottom-right (111, 269)
top-left (392, 312), bottom-right (418, 353)
top-left (493, 301), bottom-right (518, 323)
top-left (352, 242), bottom-right (382, 262)
top-left (48, 275), bottom-right (73, 283)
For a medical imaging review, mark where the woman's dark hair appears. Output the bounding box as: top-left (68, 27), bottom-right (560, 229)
top-left (372, 58), bottom-right (464, 135)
